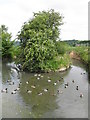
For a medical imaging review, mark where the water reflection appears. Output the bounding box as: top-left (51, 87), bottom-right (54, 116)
top-left (2, 60), bottom-right (88, 118)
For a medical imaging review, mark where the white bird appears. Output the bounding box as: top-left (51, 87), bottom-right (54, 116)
top-left (37, 77), bottom-right (40, 80)
top-left (34, 74), bottom-right (37, 77)
top-left (38, 74), bottom-right (41, 76)
top-left (11, 90), bottom-right (17, 94)
top-left (41, 75), bottom-right (43, 78)
top-left (65, 82), bottom-right (69, 86)
top-left (38, 93), bottom-right (43, 96)
top-left (16, 87), bottom-right (20, 91)
top-left (31, 85), bottom-right (36, 89)
top-left (44, 89), bottom-right (48, 92)
top-left (27, 90), bottom-right (32, 94)
top-left (48, 80), bottom-right (51, 82)
top-left (26, 81), bottom-right (29, 84)
top-left (19, 82), bottom-right (22, 85)
top-left (7, 80), bottom-right (11, 82)
top-left (54, 82), bottom-right (57, 85)
top-left (1, 88), bottom-right (8, 93)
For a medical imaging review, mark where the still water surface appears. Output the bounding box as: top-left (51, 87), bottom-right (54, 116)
top-left (0, 59), bottom-right (88, 118)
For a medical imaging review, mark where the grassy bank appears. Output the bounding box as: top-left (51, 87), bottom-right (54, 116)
top-left (43, 54), bottom-right (71, 72)
top-left (72, 46), bottom-right (88, 64)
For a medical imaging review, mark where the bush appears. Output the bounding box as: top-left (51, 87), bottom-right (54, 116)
top-left (17, 9), bottom-right (63, 72)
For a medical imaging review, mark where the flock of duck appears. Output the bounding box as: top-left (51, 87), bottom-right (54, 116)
top-left (1, 72), bottom-right (85, 98)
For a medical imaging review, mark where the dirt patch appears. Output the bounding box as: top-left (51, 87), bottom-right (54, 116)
top-left (69, 51), bottom-right (81, 60)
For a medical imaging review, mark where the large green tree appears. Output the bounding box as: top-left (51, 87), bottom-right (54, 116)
top-left (1, 25), bottom-right (14, 60)
top-left (17, 9), bottom-right (63, 72)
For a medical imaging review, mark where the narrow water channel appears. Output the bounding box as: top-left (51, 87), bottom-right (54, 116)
top-left (0, 59), bottom-right (89, 118)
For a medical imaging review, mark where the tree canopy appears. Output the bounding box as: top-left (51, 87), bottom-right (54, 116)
top-left (17, 9), bottom-right (63, 72)
top-left (1, 25), bottom-right (14, 60)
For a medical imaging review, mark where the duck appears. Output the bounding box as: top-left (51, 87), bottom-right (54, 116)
top-left (53, 82), bottom-right (57, 86)
top-left (11, 90), bottom-right (17, 94)
top-left (43, 88), bottom-right (48, 92)
top-left (19, 82), bottom-right (22, 85)
top-left (9, 81), bottom-right (14, 85)
top-left (38, 92), bottom-right (43, 96)
top-left (72, 80), bottom-right (74, 83)
top-left (41, 75), bottom-right (43, 78)
top-left (27, 90), bottom-right (32, 94)
top-left (56, 80), bottom-right (60, 83)
top-left (51, 93), bottom-right (56, 96)
top-left (1, 88), bottom-right (8, 93)
top-left (38, 74), bottom-right (41, 77)
top-left (48, 80), bottom-right (51, 82)
top-left (31, 85), bottom-right (36, 89)
top-left (76, 86), bottom-right (79, 90)
top-left (26, 81), bottom-right (29, 84)
top-left (16, 87), bottom-right (20, 91)
top-left (80, 93), bottom-right (83, 98)
top-left (7, 80), bottom-right (11, 82)
top-left (57, 90), bottom-right (63, 94)
top-left (65, 82), bottom-right (69, 86)
top-left (34, 74), bottom-right (37, 77)
top-left (37, 77), bottom-right (40, 80)
top-left (64, 85), bottom-right (67, 88)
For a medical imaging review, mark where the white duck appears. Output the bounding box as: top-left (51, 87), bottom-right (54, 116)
top-left (11, 90), bottom-right (17, 94)
top-left (1, 88), bottom-right (8, 93)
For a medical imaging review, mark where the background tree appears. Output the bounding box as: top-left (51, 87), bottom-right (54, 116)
top-left (1, 25), bottom-right (14, 60)
top-left (17, 9), bottom-right (63, 72)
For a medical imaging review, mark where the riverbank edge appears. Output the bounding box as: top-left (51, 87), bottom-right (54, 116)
top-left (69, 51), bottom-right (88, 65)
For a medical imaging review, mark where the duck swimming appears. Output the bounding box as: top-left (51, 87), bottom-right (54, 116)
top-left (65, 82), bottom-right (69, 86)
top-left (53, 82), bottom-right (57, 86)
top-left (38, 92), bottom-right (43, 96)
top-left (7, 80), bottom-right (11, 82)
top-left (9, 81), bottom-right (14, 85)
top-left (57, 90), bottom-right (63, 94)
top-left (43, 89), bottom-right (48, 92)
top-left (31, 85), bottom-right (36, 89)
top-left (26, 81), bottom-right (29, 84)
top-left (72, 80), bottom-right (74, 83)
top-left (56, 80), bottom-right (60, 83)
top-left (16, 87), bottom-right (20, 91)
top-left (34, 74), bottom-right (37, 77)
top-left (48, 80), bottom-right (51, 82)
top-left (80, 93), bottom-right (83, 98)
top-left (64, 85), bottom-right (67, 88)
top-left (1, 88), bottom-right (8, 93)
top-left (76, 86), bottom-right (79, 90)
top-left (37, 77), bottom-right (40, 80)
top-left (27, 90), bottom-right (32, 93)
top-left (11, 90), bottom-right (17, 94)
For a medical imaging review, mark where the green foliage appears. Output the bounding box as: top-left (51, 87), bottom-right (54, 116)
top-left (17, 9), bottom-right (63, 72)
top-left (73, 46), bottom-right (88, 64)
top-left (56, 41), bottom-right (70, 55)
top-left (1, 25), bottom-right (14, 60)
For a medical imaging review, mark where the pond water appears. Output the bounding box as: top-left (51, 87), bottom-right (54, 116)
top-left (0, 59), bottom-right (89, 118)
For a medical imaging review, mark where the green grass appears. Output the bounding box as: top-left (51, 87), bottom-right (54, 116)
top-left (72, 46), bottom-right (89, 64)
top-left (43, 54), bottom-right (71, 72)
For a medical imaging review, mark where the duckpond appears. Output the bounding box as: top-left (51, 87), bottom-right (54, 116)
top-left (0, 59), bottom-right (89, 118)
